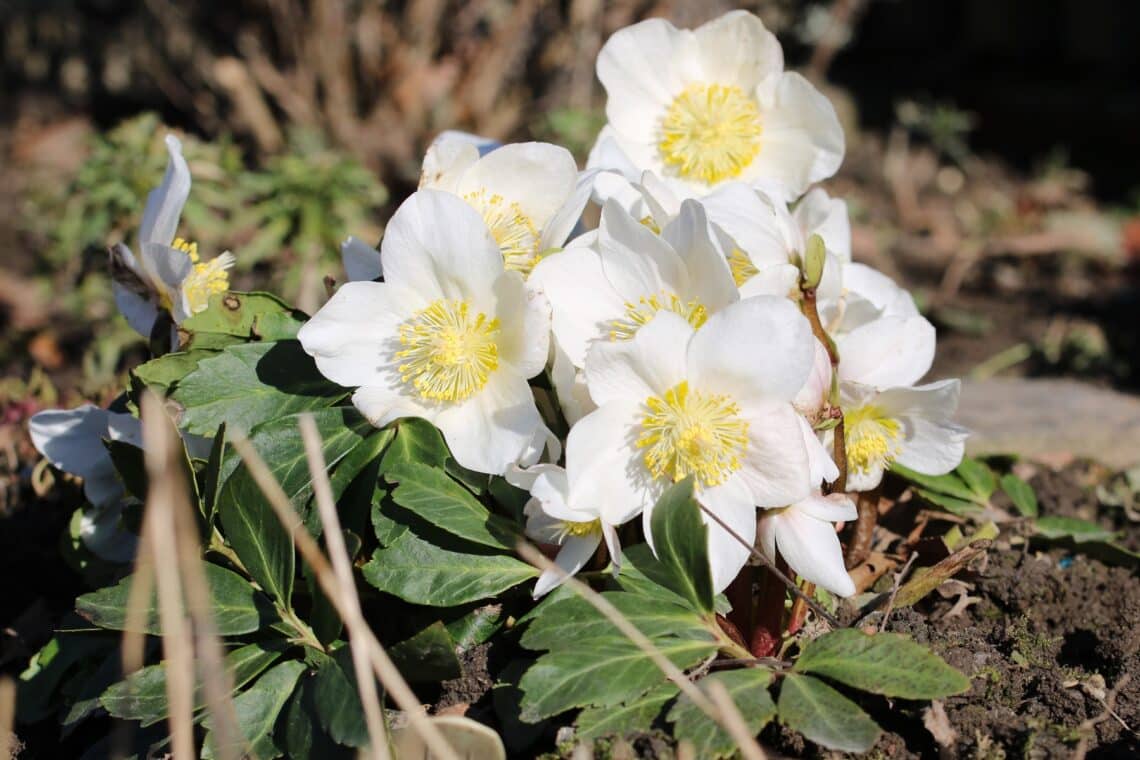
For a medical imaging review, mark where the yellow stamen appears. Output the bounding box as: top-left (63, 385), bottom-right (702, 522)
top-left (638, 215), bottom-right (662, 234)
top-left (658, 83), bottom-right (763, 185)
top-left (172, 237), bottom-right (200, 263)
top-left (182, 253), bottom-right (234, 315)
top-left (609, 292), bottom-right (708, 341)
top-left (636, 380), bottom-right (750, 488)
top-left (844, 404), bottom-right (902, 476)
top-left (727, 247), bottom-right (759, 287)
top-left (559, 519), bottom-right (601, 540)
top-left (463, 189), bottom-right (541, 276)
top-left (396, 299), bottom-right (500, 402)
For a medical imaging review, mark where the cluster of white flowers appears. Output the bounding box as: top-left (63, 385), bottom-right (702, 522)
top-left (301, 12), bottom-right (967, 599)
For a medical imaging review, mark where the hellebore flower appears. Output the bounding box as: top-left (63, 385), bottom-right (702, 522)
top-left (758, 491), bottom-right (857, 597)
top-left (298, 190), bottom-right (551, 476)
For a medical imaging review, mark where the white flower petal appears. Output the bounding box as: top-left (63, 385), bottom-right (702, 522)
top-left (533, 534), bottom-right (601, 598)
top-left (796, 492), bottom-right (857, 522)
top-left (737, 263), bottom-right (800, 298)
top-left (598, 199), bottom-right (688, 301)
top-left (837, 314), bottom-right (935, 388)
top-left (567, 401), bottom-right (658, 525)
top-left (380, 189), bottom-right (502, 307)
top-left (698, 475), bottom-right (758, 593)
top-left (584, 312), bottom-right (691, 406)
top-left (880, 380), bottom-right (968, 476)
top-left (586, 127), bottom-right (643, 185)
top-left (341, 236), bottom-right (382, 282)
top-left (419, 135), bottom-right (480, 192)
top-left (112, 280), bottom-right (160, 338)
top-left (542, 169), bottom-right (600, 251)
top-left (80, 503), bottom-right (139, 563)
top-left (687, 296), bottom-right (814, 404)
top-left (596, 19), bottom-right (687, 144)
top-left (139, 134), bottom-right (191, 248)
top-left (493, 273), bottom-right (550, 378)
top-left (774, 506), bottom-right (855, 597)
top-left (701, 182), bottom-right (790, 267)
top-left (530, 246), bottom-right (627, 367)
top-left (551, 338), bottom-right (597, 425)
top-left (455, 142), bottom-right (579, 234)
top-left (842, 263), bottom-right (918, 317)
top-left (794, 188), bottom-right (850, 261)
top-left (800, 415), bottom-right (839, 485)
top-left (661, 200), bottom-right (738, 311)
top-left (692, 10), bottom-right (783, 92)
top-left (29, 406), bottom-right (123, 507)
top-left (736, 402), bottom-right (813, 507)
top-left (433, 370), bottom-right (544, 475)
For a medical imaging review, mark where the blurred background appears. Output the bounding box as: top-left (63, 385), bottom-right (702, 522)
top-left (1, 0), bottom-right (1139, 698)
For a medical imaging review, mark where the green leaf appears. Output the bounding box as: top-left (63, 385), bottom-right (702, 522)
top-left (892, 463), bottom-right (980, 503)
top-left (614, 545), bottom-right (697, 608)
top-left (385, 463), bottom-right (519, 551)
top-left (103, 440), bottom-right (148, 502)
top-left (518, 637), bottom-right (717, 722)
top-left (202, 659), bottom-right (306, 759)
top-left (445, 604), bottom-right (505, 652)
top-left (389, 621), bottom-right (463, 683)
top-left (201, 423), bottom-right (227, 523)
top-left (183, 291), bottom-right (306, 341)
top-left (133, 348), bottom-right (227, 397)
top-left (310, 648), bottom-right (368, 748)
top-left (777, 673), bottom-right (880, 753)
top-left (669, 669), bottom-right (775, 758)
top-left (1034, 516), bottom-right (1117, 542)
top-left (649, 478), bottom-right (714, 615)
top-left (576, 684), bottom-right (676, 741)
top-left (793, 629), bottom-right (970, 698)
top-left (380, 417), bottom-right (450, 470)
top-left (1000, 474), bottom-right (1038, 517)
top-left (173, 341), bottom-right (348, 436)
top-left (362, 532), bottom-right (537, 607)
top-left (521, 593), bottom-right (715, 651)
top-left (76, 564), bottom-right (276, 635)
top-left (217, 408), bottom-right (374, 607)
top-left (101, 641), bottom-right (285, 726)
top-left (914, 487), bottom-right (985, 516)
top-left (956, 458), bottom-right (996, 499)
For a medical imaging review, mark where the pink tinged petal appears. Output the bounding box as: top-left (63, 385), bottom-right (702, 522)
top-left (380, 189), bottom-right (502, 307)
top-left (687, 296), bottom-right (815, 404)
top-left (530, 246), bottom-right (627, 367)
top-left (692, 10), bottom-right (783, 91)
top-left (584, 312), bottom-right (691, 407)
top-left (341, 236), bottom-right (382, 282)
top-left (596, 19), bottom-right (687, 144)
top-left (698, 476), bottom-right (758, 593)
top-left (493, 273), bottom-right (550, 378)
top-left (746, 72), bottom-right (845, 198)
top-left (736, 402), bottom-right (814, 508)
top-left (139, 134), bottom-right (191, 248)
top-left (837, 315), bottom-right (936, 389)
top-left (774, 507), bottom-right (856, 597)
top-left (567, 401), bottom-right (659, 526)
top-left (297, 281), bottom-right (420, 389)
top-left (598, 199), bottom-right (690, 302)
top-left (793, 188), bottom-right (851, 262)
top-left (433, 371), bottom-right (546, 476)
top-left (661, 200), bottom-right (739, 312)
top-left (533, 534), bottom-right (602, 598)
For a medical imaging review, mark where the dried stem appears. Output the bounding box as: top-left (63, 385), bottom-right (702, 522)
top-left (230, 433), bottom-right (461, 760)
top-left (845, 487), bottom-right (880, 569)
top-left (515, 542), bottom-right (768, 760)
top-left (298, 414), bottom-right (392, 760)
top-left (0, 677), bottom-right (15, 760)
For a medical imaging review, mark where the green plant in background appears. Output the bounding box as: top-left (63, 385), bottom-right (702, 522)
top-left (231, 129), bottom-right (387, 311)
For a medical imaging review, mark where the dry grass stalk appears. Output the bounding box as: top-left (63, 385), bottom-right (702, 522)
top-left (298, 414), bottom-right (391, 760)
top-left (0, 677), bottom-right (16, 760)
top-left (229, 432), bottom-right (462, 760)
top-left (514, 541), bottom-right (768, 759)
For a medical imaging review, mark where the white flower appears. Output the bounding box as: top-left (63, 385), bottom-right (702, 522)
top-left (516, 464), bottom-right (621, 598)
top-left (841, 380), bottom-right (968, 491)
top-left (531, 198), bottom-right (738, 369)
top-left (297, 189), bottom-right (552, 476)
top-left (29, 405), bottom-right (145, 563)
top-left (570, 298), bottom-right (823, 591)
top-left (341, 236), bottom-right (382, 282)
top-left (758, 492), bottom-right (856, 597)
top-left (110, 135), bottom-right (235, 337)
top-left (587, 11), bottom-right (844, 201)
top-left (419, 135), bottom-right (594, 277)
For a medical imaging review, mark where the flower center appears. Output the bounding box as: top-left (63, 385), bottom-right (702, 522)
top-left (637, 380), bottom-right (750, 488)
top-left (182, 253), bottom-right (234, 315)
top-left (558, 519), bottom-right (601, 541)
top-left (727, 247), bottom-right (759, 287)
top-left (658, 83), bottom-right (763, 185)
top-left (639, 215), bottom-right (662, 234)
top-left (844, 404), bottom-right (902, 476)
top-left (463, 189), bottom-right (542, 276)
top-left (396, 299), bottom-right (500, 402)
top-left (609, 292), bottom-right (708, 341)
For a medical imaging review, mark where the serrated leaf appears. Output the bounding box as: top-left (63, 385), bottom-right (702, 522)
top-left (76, 563), bottom-right (276, 635)
top-left (519, 636), bottom-right (717, 722)
top-left (389, 621), bottom-right (463, 683)
top-left (892, 464), bottom-right (980, 503)
top-left (202, 659), bottom-right (306, 759)
top-left (385, 463), bottom-right (519, 550)
top-left (793, 629), bottom-right (970, 698)
top-left (669, 669), bottom-right (775, 758)
top-left (217, 408), bottom-right (374, 607)
top-left (183, 291), bottom-right (306, 340)
top-left (649, 478), bottom-right (714, 615)
top-left (576, 684), bottom-right (676, 741)
top-left (101, 642), bottom-right (285, 726)
top-left (362, 532), bottom-right (537, 606)
top-left (999, 474), bottom-right (1038, 517)
top-left (380, 417), bottom-right (450, 470)
top-left (521, 593), bottom-right (715, 651)
top-left (310, 648), bottom-right (368, 748)
top-left (777, 673), bottom-right (880, 753)
top-left (173, 341), bottom-right (347, 436)
top-left (133, 348), bottom-right (228, 396)
top-left (614, 545), bottom-right (697, 607)
top-left (956, 458), bottom-right (996, 499)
